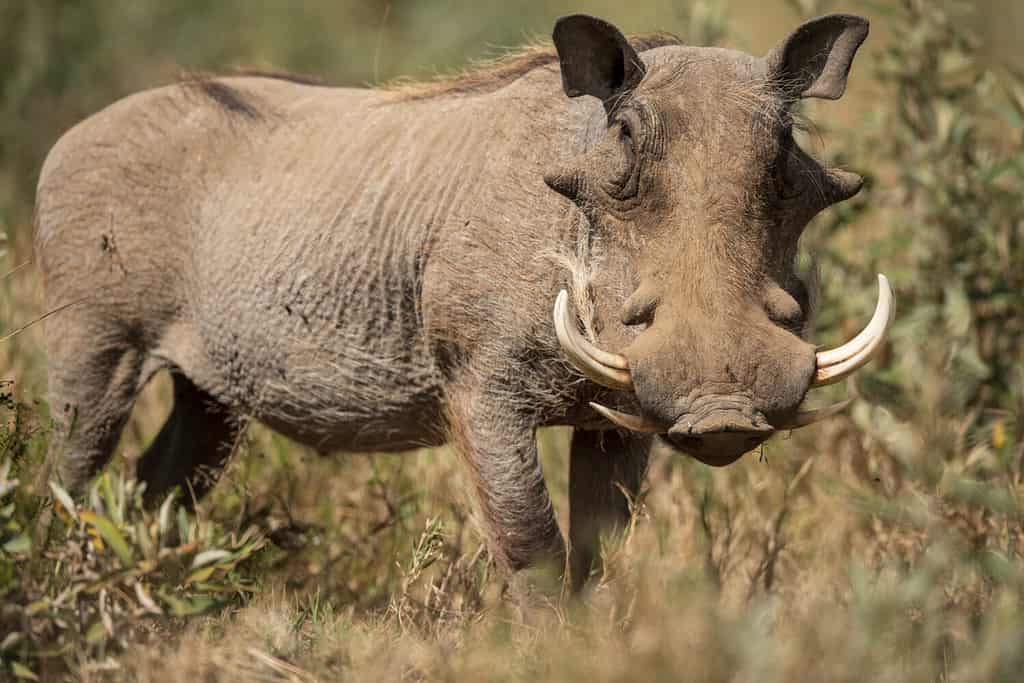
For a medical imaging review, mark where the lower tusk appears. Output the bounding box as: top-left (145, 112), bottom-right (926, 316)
top-left (554, 290), bottom-right (634, 391)
top-left (773, 398), bottom-right (854, 430)
top-left (813, 274), bottom-right (895, 386)
top-left (590, 402), bottom-right (662, 433)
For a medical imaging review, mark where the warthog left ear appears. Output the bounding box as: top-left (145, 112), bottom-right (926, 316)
top-left (552, 15), bottom-right (645, 108)
top-left (767, 13), bottom-right (869, 100)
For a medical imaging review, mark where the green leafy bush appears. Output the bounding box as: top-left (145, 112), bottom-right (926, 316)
top-left (0, 452), bottom-right (267, 679)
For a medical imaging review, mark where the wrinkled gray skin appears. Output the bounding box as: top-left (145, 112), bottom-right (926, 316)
top-left (35, 14), bottom-right (868, 586)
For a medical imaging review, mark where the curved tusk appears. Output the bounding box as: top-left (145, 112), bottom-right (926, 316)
top-left (554, 291), bottom-right (630, 370)
top-left (816, 274), bottom-right (895, 367)
top-left (772, 398), bottom-right (854, 430)
top-left (813, 274), bottom-right (895, 387)
top-left (590, 402), bottom-right (662, 433)
top-left (554, 290), bottom-right (634, 391)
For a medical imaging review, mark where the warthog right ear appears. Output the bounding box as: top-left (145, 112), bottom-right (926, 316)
top-left (552, 15), bottom-right (645, 107)
top-left (767, 13), bottom-right (869, 100)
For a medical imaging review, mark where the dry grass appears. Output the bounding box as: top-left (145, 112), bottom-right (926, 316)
top-left (26, 428), bottom-right (1017, 682)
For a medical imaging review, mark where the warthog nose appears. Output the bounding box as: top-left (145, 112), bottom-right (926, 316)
top-left (666, 415), bottom-right (773, 466)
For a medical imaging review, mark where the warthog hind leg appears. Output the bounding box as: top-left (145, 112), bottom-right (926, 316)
top-left (40, 310), bottom-right (146, 497)
top-left (136, 371), bottom-right (241, 506)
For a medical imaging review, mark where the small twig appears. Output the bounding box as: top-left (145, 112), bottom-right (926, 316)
top-left (246, 647), bottom-right (319, 683)
top-left (0, 297), bottom-right (86, 343)
top-left (1, 258), bottom-right (32, 280)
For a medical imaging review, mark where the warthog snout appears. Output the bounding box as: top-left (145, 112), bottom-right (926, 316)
top-left (666, 414), bottom-right (774, 466)
top-left (556, 275), bottom-right (895, 462)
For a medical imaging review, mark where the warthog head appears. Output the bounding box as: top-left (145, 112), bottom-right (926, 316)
top-left (548, 14), bottom-right (893, 466)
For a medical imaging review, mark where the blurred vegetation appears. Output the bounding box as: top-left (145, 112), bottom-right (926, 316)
top-left (1, 0), bottom-right (1023, 680)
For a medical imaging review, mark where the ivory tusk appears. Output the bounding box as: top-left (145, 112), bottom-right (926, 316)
top-left (589, 402), bottom-right (663, 433)
top-left (813, 274), bottom-right (895, 386)
top-left (554, 290), bottom-right (634, 391)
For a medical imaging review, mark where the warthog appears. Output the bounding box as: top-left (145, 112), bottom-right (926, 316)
top-left (35, 12), bottom-right (892, 585)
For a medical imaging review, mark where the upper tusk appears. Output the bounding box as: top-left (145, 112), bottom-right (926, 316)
top-left (554, 290), bottom-right (634, 391)
top-left (813, 274), bottom-right (895, 387)
top-left (772, 398), bottom-right (854, 430)
top-left (554, 291), bottom-right (630, 369)
top-left (590, 402), bottom-right (662, 433)
top-left (816, 274), bottom-right (895, 367)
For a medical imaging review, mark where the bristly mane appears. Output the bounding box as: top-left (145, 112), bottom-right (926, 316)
top-left (386, 32), bottom-right (683, 101)
top-left (181, 32), bottom-right (683, 118)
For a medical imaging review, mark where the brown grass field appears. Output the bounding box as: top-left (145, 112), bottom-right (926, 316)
top-left (1, 1), bottom-right (1023, 680)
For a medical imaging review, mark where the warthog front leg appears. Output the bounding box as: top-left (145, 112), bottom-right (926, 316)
top-left (568, 430), bottom-right (650, 590)
top-left (446, 382), bottom-right (564, 577)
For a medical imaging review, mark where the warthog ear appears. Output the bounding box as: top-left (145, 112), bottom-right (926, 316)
top-left (552, 15), bottom-right (645, 106)
top-left (767, 13), bottom-right (869, 100)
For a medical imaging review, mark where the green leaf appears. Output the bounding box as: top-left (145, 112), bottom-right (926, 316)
top-left (10, 662), bottom-right (39, 681)
top-left (0, 469), bottom-right (16, 498)
top-left (135, 520), bottom-right (155, 560)
top-left (48, 482), bottom-right (78, 522)
top-left (3, 533), bottom-right (29, 555)
top-left (177, 506), bottom-right (191, 544)
top-left (24, 600), bottom-right (48, 617)
top-left (191, 549), bottom-right (232, 569)
top-left (185, 565), bottom-right (218, 585)
top-left (158, 490), bottom-right (177, 540)
top-left (100, 473), bottom-right (120, 525)
top-left (79, 511), bottom-right (134, 566)
top-left (0, 631), bottom-right (23, 652)
top-left (85, 621), bottom-right (108, 645)
top-left (158, 590), bottom-right (220, 617)
top-left (981, 159), bottom-right (1021, 183)
top-left (994, 103), bottom-right (1024, 130)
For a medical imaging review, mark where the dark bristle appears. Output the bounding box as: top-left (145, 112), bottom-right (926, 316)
top-left (188, 79), bottom-right (263, 121)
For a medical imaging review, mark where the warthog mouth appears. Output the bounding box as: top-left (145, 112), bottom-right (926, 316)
top-left (554, 274), bottom-right (895, 442)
